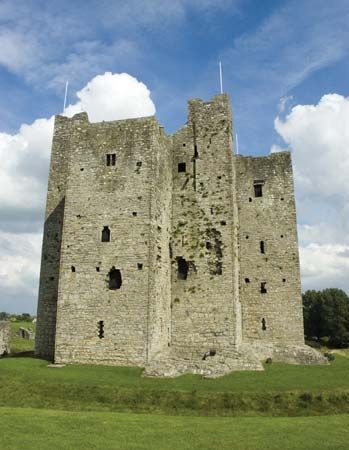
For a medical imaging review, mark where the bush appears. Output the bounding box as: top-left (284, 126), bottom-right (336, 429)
top-left (324, 352), bottom-right (335, 362)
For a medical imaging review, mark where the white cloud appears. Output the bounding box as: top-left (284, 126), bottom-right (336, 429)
top-left (64, 72), bottom-right (155, 122)
top-left (275, 94), bottom-right (349, 199)
top-left (0, 117), bottom-right (54, 211)
top-left (273, 93), bottom-right (349, 292)
top-left (300, 243), bottom-right (349, 291)
top-left (0, 232), bottom-right (41, 292)
top-left (0, 72), bottom-right (155, 312)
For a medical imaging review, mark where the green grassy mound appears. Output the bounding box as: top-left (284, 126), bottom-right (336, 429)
top-left (1, 356), bottom-right (349, 416)
top-left (0, 407), bottom-right (348, 450)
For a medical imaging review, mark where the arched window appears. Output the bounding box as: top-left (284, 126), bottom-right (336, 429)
top-left (101, 226), bottom-right (110, 242)
top-left (109, 266), bottom-right (122, 290)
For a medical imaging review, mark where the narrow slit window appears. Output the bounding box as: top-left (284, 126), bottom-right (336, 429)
top-left (106, 154), bottom-right (111, 166)
top-left (98, 320), bottom-right (104, 338)
top-left (109, 267), bottom-right (122, 290)
top-left (101, 226), bottom-right (110, 242)
top-left (261, 282), bottom-right (267, 294)
top-left (261, 318), bottom-right (267, 331)
top-left (71, 266), bottom-right (76, 273)
top-left (260, 241), bottom-right (265, 254)
top-left (178, 162), bottom-right (186, 173)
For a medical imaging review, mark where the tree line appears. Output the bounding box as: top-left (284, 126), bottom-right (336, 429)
top-left (303, 288), bottom-right (349, 348)
top-left (0, 312), bottom-right (34, 322)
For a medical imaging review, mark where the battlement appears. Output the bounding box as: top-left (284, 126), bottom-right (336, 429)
top-left (35, 93), bottom-right (326, 375)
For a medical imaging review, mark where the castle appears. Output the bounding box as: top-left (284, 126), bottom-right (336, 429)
top-left (35, 93), bottom-right (325, 376)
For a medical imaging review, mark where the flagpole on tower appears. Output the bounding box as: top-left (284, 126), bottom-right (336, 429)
top-left (63, 81), bottom-right (69, 113)
top-left (219, 61), bottom-right (223, 94)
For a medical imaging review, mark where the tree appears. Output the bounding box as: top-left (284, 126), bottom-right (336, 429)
top-left (0, 312), bottom-right (10, 321)
top-left (302, 288), bottom-right (349, 348)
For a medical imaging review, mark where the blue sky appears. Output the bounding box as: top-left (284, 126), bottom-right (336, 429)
top-left (1, 0), bottom-right (349, 313)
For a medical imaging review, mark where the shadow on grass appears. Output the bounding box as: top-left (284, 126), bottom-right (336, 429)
top-left (4, 351), bottom-right (51, 362)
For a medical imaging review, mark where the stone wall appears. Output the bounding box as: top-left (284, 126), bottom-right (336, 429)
top-left (54, 114), bottom-right (160, 365)
top-left (170, 94), bottom-right (240, 360)
top-left (146, 125), bottom-right (172, 360)
top-left (235, 152), bottom-right (304, 346)
top-left (0, 322), bottom-right (10, 356)
top-left (35, 116), bottom-right (72, 360)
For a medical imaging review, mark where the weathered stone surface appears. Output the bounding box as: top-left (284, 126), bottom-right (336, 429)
top-left (0, 322), bottom-right (10, 356)
top-left (35, 93), bottom-right (326, 375)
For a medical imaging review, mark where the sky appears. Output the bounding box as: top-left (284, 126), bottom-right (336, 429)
top-left (0, 0), bottom-right (349, 313)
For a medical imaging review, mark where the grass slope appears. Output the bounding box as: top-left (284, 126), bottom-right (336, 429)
top-left (1, 407), bottom-right (349, 450)
top-left (1, 356), bottom-right (349, 416)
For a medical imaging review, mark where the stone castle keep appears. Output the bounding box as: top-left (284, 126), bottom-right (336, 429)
top-left (35, 93), bottom-right (325, 376)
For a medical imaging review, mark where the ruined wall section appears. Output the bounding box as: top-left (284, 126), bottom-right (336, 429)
top-left (35, 116), bottom-right (72, 359)
top-left (170, 94), bottom-right (240, 359)
top-left (235, 152), bottom-right (304, 346)
top-left (146, 126), bottom-right (173, 360)
top-left (0, 322), bottom-right (10, 356)
top-left (54, 114), bottom-right (157, 365)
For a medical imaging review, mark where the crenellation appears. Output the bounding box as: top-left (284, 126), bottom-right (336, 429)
top-left (35, 94), bottom-right (327, 375)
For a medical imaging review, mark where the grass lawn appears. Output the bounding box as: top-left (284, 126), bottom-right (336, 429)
top-left (1, 355), bottom-right (349, 416)
top-left (9, 321), bottom-right (35, 353)
top-left (0, 407), bottom-right (348, 450)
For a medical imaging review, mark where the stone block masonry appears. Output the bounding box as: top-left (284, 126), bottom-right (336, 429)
top-left (35, 93), bottom-right (327, 376)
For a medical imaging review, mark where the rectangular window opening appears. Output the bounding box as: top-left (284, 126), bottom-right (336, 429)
top-left (106, 153), bottom-right (116, 166)
top-left (261, 282), bottom-right (267, 294)
top-left (254, 180), bottom-right (264, 197)
top-left (260, 241), bottom-right (265, 254)
top-left (178, 162), bottom-right (186, 173)
top-left (177, 256), bottom-right (189, 280)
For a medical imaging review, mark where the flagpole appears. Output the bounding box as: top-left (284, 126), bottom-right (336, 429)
top-left (63, 81), bottom-right (69, 113)
top-left (219, 61), bottom-right (223, 94)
